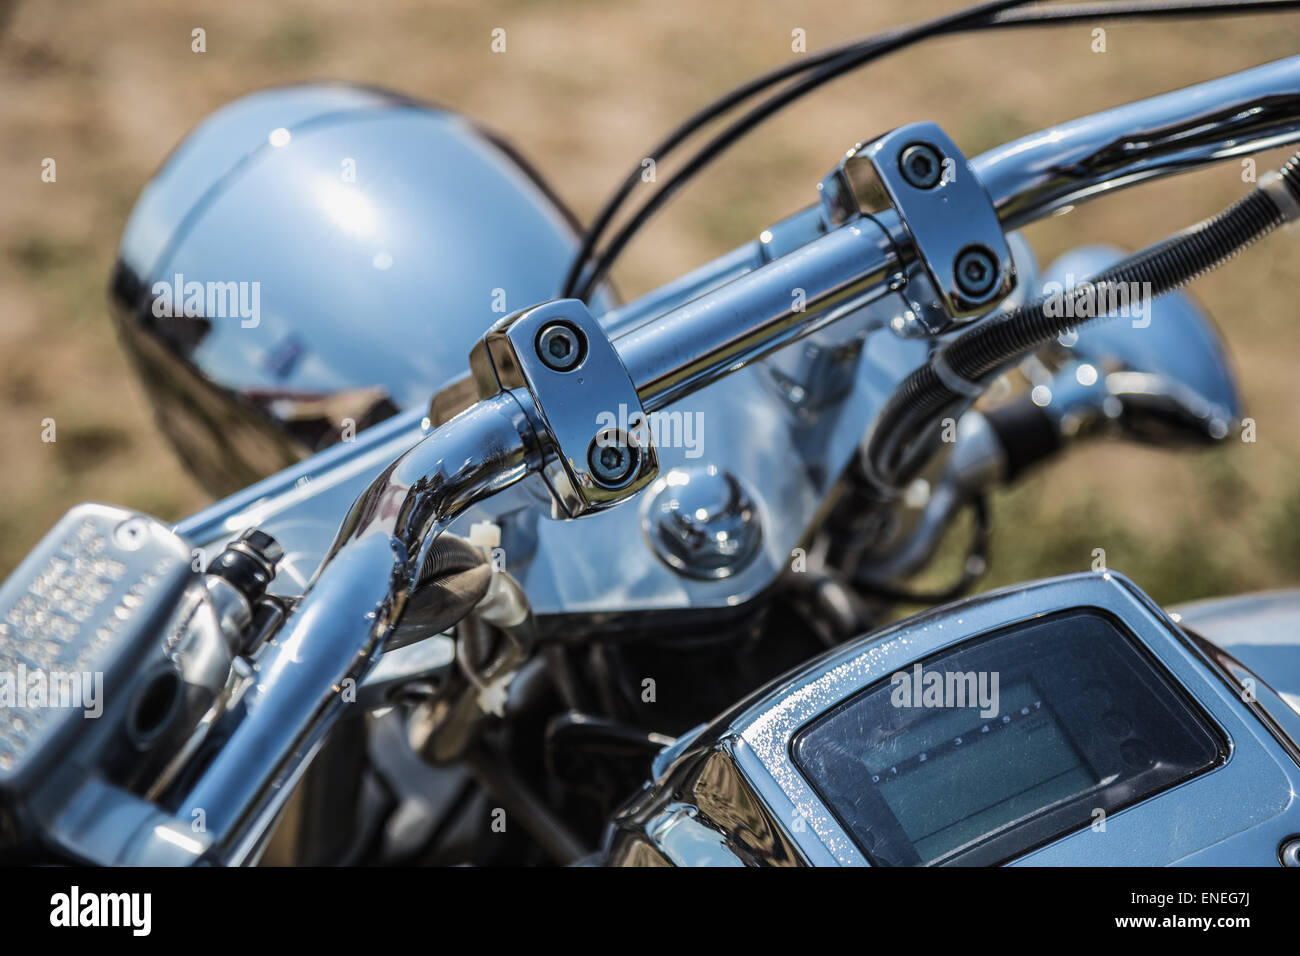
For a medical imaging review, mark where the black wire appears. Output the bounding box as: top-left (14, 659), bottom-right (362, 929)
top-left (557, 30), bottom-right (873, 298)
top-left (992, 0), bottom-right (1300, 24)
top-left (566, 0), bottom-right (1034, 299)
top-left (566, 0), bottom-right (1300, 300)
top-left (575, 0), bottom-right (1300, 299)
top-left (558, 18), bottom-right (946, 297)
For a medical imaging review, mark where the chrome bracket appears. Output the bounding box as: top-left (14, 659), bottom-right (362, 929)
top-left (470, 299), bottom-right (658, 517)
top-left (819, 121), bottom-right (1015, 326)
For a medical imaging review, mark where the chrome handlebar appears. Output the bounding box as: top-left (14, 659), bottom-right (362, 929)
top-left (178, 55), bottom-right (1300, 863)
top-left (974, 55), bottom-right (1300, 226)
top-left (178, 393), bottom-right (541, 857)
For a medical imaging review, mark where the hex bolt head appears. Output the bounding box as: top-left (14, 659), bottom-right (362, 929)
top-left (954, 245), bottom-right (1000, 299)
top-left (898, 143), bottom-right (944, 189)
top-left (210, 527), bottom-right (284, 600)
top-left (587, 430), bottom-right (639, 487)
top-left (537, 322), bottom-right (583, 371)
top-left (237, 527), bottom-right (285, 567)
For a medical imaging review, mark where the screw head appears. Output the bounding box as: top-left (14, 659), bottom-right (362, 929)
top-left (898, 143), bottom-right (944, 189)
top-left (954, 245), bottom-right (1000, 299)
top-left (537, 322), bottom-right (583, 371)
top-left (113, 517), bottom-right (150, 551)
top-left (587, 429), bottom-right (639, 487)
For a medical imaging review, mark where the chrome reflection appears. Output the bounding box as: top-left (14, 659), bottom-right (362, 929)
top-left (1034, 244), bottom-right (1241, 445)
top-left (111, 83), bottom-right (602, 496)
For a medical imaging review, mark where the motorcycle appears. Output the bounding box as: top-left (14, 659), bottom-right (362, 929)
top-left (2, 0), bottom-right (1299, 867)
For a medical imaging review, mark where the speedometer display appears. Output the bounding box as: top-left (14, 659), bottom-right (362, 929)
top-left (792, 609), bottom-right (1226, 866)
top-left (869, 679), bottom-right (1096, 862)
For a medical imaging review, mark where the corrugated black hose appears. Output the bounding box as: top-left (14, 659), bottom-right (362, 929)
top-left (864, 150), bottom-right (1300, 491)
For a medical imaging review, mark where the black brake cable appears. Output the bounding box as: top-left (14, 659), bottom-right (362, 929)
top-left (564, 0), bottom-right (1035, 299)
top-left (565, 0), bottom-right (1300, 301)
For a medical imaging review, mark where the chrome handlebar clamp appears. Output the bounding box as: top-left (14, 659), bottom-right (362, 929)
top-left (819, 122), bottom-right (1015, 330)
top-left (471, 299), bottom-right (659, 517)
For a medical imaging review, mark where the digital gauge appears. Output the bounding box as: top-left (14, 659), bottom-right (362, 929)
top-left (792, 609), bottom-right (1225, 866)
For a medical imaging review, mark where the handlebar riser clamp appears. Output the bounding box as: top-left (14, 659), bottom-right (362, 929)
top-left (819, 122), bottom-right (1015, 326)
top-left (470, 299), bottom-right (659, 517)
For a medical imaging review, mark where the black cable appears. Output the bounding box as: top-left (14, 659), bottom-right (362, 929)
top-left (566, 0), bottom-right (1300, 300)
top-left (567, 0), bottom-right (1035, 299)
top-left (992, 0), bottom-right (1300, 24)
top-left (558, 8), bottom-right (995, 297)
top-left (576, 0), bottom-right (1299, 299)
top-left (864, 150), bottom-right (1300, 489)
top-left (557, 32), bottom-right (869, 298)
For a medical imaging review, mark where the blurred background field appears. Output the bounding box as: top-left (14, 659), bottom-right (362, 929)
top-left (0, 0), bottom-right (1297, 604)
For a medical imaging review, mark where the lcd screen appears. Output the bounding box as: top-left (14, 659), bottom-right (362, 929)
top-left (792, 609), bottom-right (1224, 865)
top-left (869, 680), bottom-right (1096, 861)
